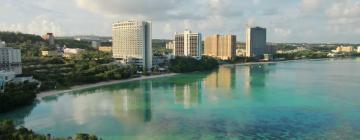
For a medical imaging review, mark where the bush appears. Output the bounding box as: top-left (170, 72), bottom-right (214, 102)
top-left (169, 56), bottom-right (219, 73)
top-left (0, 82), bottom-right (39, 113)
top-left (0, 120), bottom-right (100, 140)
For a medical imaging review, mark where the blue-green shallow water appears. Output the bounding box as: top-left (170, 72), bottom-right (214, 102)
top-left (1, 58), bottom-right (360, 140)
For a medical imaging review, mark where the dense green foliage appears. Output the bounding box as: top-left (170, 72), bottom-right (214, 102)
top-left (0, 120), bottom-right (47, 140)
top-left (0, 32), bottom-right (45, 57)
top-left (0, 32), bottom-right (43, 44)
top-left (75, 133), bottom-right (99, 140)
top-left (56, 39), bottom-right (92, 49)
top-left (22, 51), bottom-right (137, 91)
top-left (227, 57), bottom-right (258, 63)
top-left (0, 82), bottom-right (39, 113)
top-left (169, 56), bottom-right (219, 73)
top-left (6, 41), bottom-right (43, 57)
top-left (152, 39), bottom-right (172, 55)
top-left (309, 46), bottom-right (337, 52)
top-left (275, 44), bottom-right (298, 51)
top-left (0, 120), bottom-right (99, 140)
top-left (276, 51), bottom-right (329, 60)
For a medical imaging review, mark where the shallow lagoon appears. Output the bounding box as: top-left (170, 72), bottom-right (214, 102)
top-left (2, 58), bottom-right (360, 139)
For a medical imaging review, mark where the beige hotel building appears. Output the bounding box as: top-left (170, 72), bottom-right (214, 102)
top-left (204, 34), bottom-right (236, 60)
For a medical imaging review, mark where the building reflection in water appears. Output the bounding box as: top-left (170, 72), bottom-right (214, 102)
top-left (243, 64), bottom-right (271, 94)
top-left (203, 66), bottom-right (235, 89)
top-left (173, 81), bottom-right (202, 109)
top-left (202, 66), bottom-right (236, 101)
top-left (112, 81), bottom-right (152, 124)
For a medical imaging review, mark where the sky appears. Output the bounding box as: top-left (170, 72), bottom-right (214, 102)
top-left (0, 0), bottom-right (359, 43)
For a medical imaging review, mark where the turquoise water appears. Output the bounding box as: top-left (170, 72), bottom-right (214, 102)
top-left (1, 58), bottom-right (360, 139)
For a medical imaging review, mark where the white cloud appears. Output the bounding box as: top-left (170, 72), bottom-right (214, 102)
top-left (0, 16), bottom-right (64, 36)
top-left (326, 0), bottom-right (360, 18)
top-left (301, 0), bottom-right (321, 11)
top-left (163, 23), bottom-right (172, 34)
top-left (1, 0), bottom-right (360, 43)
top-left (274, 28), bottom-right (292, 37)
top-left (253, 0), bottom-right (261, 5)
top-left (74, 0), bottom-right (194, 20)
top-left (197, 16), bottom-right (225, 31)
top-left (27, 16), bottom-right (64, 36)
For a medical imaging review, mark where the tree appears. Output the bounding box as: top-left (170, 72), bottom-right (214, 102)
top-left (169, 56), bottom-right (219, 73)
top-left (75, 133), bottom-right (98, 140)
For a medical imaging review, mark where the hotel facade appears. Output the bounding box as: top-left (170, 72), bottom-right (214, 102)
top-left (174, 30), bottom-right (202, 57)
top-left (0, 41), bottom-right (22, 74)
top-left (112, 20), bottom-right (152, 70)
top-left (204, 34), bottom-right (236, 60)
top-left (246, 27), bottom-right (267, 58)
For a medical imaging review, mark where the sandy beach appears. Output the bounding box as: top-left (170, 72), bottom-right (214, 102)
top-left (37, 73), bottom-right (178, 99)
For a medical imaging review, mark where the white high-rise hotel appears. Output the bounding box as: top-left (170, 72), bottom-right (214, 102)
top-left (174, 30), bottom-right (202, 57)
top-left (112, 20), bottom-right (152, 70)
top-left (246, 27), bottom-right (267, 58)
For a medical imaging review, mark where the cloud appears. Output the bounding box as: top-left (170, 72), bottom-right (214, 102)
top-left (274, 28), bottom-right (292, 37)
top-left (75, 0), bottom-right (176, 15)
top-left (163, 23), bottom-right (172, 34)
top-left (0, 16), bottom-right (64, 36)
top-left (1, 0), bottom-right (360, 43)
top-left (74, 0), bottom-right (202, 20)
top-left (262, 8), bottom-right (279, 16)
top-left (252, 0), bottom-right (261, 5)
top-left (326, 0), bottom-right (360, 18)
top-left (301, 0), bottom-right (322, 11)
top-left (27, 16), bottom-right (65, 36)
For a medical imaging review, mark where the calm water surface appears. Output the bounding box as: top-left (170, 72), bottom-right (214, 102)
top-left (1, 58), bottom-right (360, 140)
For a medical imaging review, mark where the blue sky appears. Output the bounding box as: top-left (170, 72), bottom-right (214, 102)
top-left (0, 0), bottom-right (359, 43)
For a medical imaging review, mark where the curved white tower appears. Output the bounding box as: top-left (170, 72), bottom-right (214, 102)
top-left (112, 20), bottom-right (152, 71)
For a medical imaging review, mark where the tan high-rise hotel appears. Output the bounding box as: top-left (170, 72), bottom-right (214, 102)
top-left (204, 35), bottom-right (236, 60)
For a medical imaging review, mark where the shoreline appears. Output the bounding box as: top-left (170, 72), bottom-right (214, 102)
top-left (36, 57), bottom-right (343, 99)
top-left (223, 58), bottom-right (332, 67)
top-left (37, 73), bottom-right (178, 99)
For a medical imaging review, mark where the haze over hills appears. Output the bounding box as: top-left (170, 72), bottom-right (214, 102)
top-left (1, 0), bottom-right (360, 43)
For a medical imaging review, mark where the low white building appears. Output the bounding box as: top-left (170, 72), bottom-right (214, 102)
top-left (0, 71), bottom-right (16, 93)
top-left (357, 46), bottom-right (360, 53)
top-left (166, 41), bottom-right (174, 50)
top-left (63, 48), bottom-right (85, 58)
top-left (236, 49), bottom-right (246, 57)
top-left (0, 42), bottom-right (22, 74)
top-left (0, 71), bottom-right (16, 82)
top-left (0, 71), bottom-right (40, 93)
top-left (92, 41), bottom-right (100, 48)
top-left (0, 41), bottom-right (5, 48)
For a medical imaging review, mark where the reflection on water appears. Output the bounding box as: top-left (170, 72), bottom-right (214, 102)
top-left (112, 82), bottom-right (152, 123)
top-left (174, 82), bottom-right (202, 109)
top-left (204, 66), bottom-right (236, 89)
top-left (2, 59), bottom-right (360, 139)
top-left (241, 64), bottom-right (271, 96)
top-left (0, 65), bottom-right (257, 125)
top-left (0, 102), bottom-right (37, 126)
